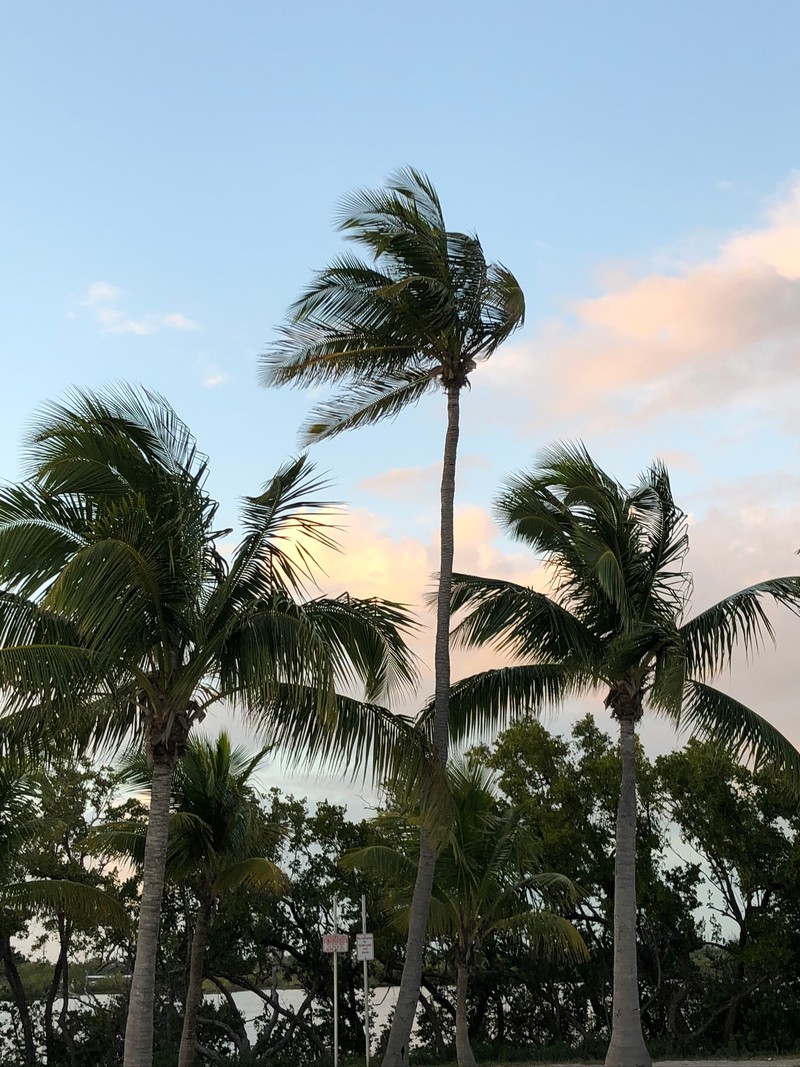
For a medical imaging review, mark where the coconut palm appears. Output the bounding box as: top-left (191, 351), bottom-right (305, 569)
top-left (346, 760), bottom-right (586, 1067)
top-left (99, 731), bottom-right (287, 1067)
top-left (260, 168), bottom-right (525, 1065)
top-left (0, 385), bottom-right (420, 1067)
top-left (441, 443), bottom-right (800, 1067)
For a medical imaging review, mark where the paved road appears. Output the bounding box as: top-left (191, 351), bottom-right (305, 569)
top-left (525, 1061), bottom-right (800, 1067)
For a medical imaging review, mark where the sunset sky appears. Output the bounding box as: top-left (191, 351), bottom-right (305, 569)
top-left (3, 2), bottom-right (800, 805)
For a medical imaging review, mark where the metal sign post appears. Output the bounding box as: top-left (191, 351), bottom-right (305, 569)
top-left (322, 899), bottom-right (349, 1067)
top-left (333, 897), bottom-right (339, 1067)
top-left (361, 895), bottom-right (370, 1066)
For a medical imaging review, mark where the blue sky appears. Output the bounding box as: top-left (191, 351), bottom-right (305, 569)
top-left (3, 2), bottom-right (800, 797)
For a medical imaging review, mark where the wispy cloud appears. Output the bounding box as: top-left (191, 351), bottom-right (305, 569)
top-left (197, 354), bottom-right (229, 389)
top-left (79, 282), bottom-right (200, 335)
top-left (357, 456), bottom-right (493, 499)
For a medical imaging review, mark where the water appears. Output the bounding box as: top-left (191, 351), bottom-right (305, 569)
top-left (1, 984), bottom-right (419, 1054)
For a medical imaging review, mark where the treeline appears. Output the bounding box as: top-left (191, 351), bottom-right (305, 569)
top-left (2, 717), bottom-right (800, 1065)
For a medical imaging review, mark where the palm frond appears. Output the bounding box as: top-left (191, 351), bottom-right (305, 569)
top-left (419, 664), bottom-right (592, 746)
top-left (2, 878), bottom-right (129, 930)
top-left (299, 369), bottom-right (437, 444)
top-left (247, 686), bottom-right (428, 788)
top-left (300, 593), bottom-right (420, 702)
top-left (449, 573), bottom-right (601, 665)
top-left (213, 856), bottom-right (287, 896)
top-left (681, 577), bottom-right (800, 678)
top-left (492, 910), bottom-right (588, 963)
top-left (678, 680), bottom-right (800, 791)
top-left (238, 455), bottom-right (341, 595)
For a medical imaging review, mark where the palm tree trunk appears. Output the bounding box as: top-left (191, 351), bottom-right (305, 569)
top-left (382, 380), bottom-right (460, 1067)
top-left (0, 934), bottom-right (36, 1066)
top-left (605, 715), bottom-right (651, 1067)
top-left (178, 893), bottom-right (214, 1067)
top-left (455, 953), bottom-right (477, 1067)
top-left (44, 921), bottom-right (66, 1062)
top-left (123, 758), bottom-right (175, 1067)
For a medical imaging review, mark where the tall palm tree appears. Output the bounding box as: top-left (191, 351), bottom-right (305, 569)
top-left (346, 761), bottom-right (586, 1067)
top-left (440, 443), bottom-right (800, 1067)
top-left (0, 385), bottom-right (420, 1067)
top-left (100, 732), bottom-right (287, 1067)
top-left (260, 168), bottom-right (525, 1065)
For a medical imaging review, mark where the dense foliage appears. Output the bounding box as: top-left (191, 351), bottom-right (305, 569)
top-left (3, 718), bottom-right (800, 1065)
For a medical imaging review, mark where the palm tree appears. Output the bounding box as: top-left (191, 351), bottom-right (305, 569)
top-left (260, 168), bottom-right (525, 1065)
top-left (0, 385), bottom-right (420, 1067)
top-left (441, 443), bottom-right (800, 1067)
top-left (346, 760), bottom-right (586, 1067)
top-left (100, 731), bottom-right (287, 1067)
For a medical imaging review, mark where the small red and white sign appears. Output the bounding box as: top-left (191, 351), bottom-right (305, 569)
top-left (322, 933), bottom-right (350, 954)
top-left (356, 933), bottom-right (374, 961)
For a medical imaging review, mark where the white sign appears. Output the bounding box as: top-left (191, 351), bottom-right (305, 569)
top-left (356, 932), bottom-right (374, 961)
top-left (323, 933), bottom-right (350, 954)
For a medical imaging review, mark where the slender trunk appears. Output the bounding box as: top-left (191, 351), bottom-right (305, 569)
top-left (178, 893), bottom-right (214, 1067)
top-left (44, 923), bottom-right (66, 1061)
top-left (605, 715), bottom-right (651, 1067)
top-left (494, 989), bottom-right (505, 1046)
top-left (123, 758), bottom-right (175, 1067)
top-left (418, 989), bottom-right (448, 1060)
top-left (455, 953), bottom-right (477, 1067)
top-left (0, 934), bottom-right (36, 1066)
top-left (382, 381), bottom-right (461, 1066)
top-left (59, 921), bottom-right (78, 1067)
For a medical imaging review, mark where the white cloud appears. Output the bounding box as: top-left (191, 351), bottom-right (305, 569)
top-left (163, 312), bottom-right (201, 332)
top-left (197, 354), bottom-right (229, 389)
top-left (78, 282), bottom-right (200, 335)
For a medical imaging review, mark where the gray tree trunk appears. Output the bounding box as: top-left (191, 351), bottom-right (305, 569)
top-left (123, 758), bottom-right (175, 1067)
top-left (604, 715), bottom-right (651, 1067)
top-left (382, 381), bottom-right (461, 1067)
top-left (178, 894), bottom-right (214, 1067)
top-left (0, 934), bottom-right (36, 1065)
top-left (455, 955), bottom-right (477, 1067)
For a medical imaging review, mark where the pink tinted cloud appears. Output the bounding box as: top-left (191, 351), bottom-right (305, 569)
top-left (357, 456), bottom-right (492, 500)
top-left (304, 504), bottom-right (545, 715)
top-left (482, 179), bottom-right (800, 428)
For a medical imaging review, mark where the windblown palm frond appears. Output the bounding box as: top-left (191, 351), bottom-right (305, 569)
top-left (422, 664), bottom-right (594, 746)
top-left (0, 385), bottom-right (422, 1067)
top-left (678, 680), bottom-right (800, 789)
top-left (2, 878), bottom-right (129, 931)
top-left (681, 577), bottom-right (800, 679)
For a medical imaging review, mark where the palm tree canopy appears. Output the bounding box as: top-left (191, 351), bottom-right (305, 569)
top-left (345, 760), bottom-right (585, 961)
top-left (97, 731), bottom-right (287, 897)
top-left (447, 442), bottom-right (800, 781)
top-left (259, 167), bottom-right (525, 443)
top-left (0, 385), bottom-right (420, 782)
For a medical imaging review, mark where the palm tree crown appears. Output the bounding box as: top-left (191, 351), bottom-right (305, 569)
top-left (449, 442), bottom-right (800, 765)
top-left (260, 166), bottom-right (524, 442)
top-left (445, 442), bottom-right (800, 1067)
